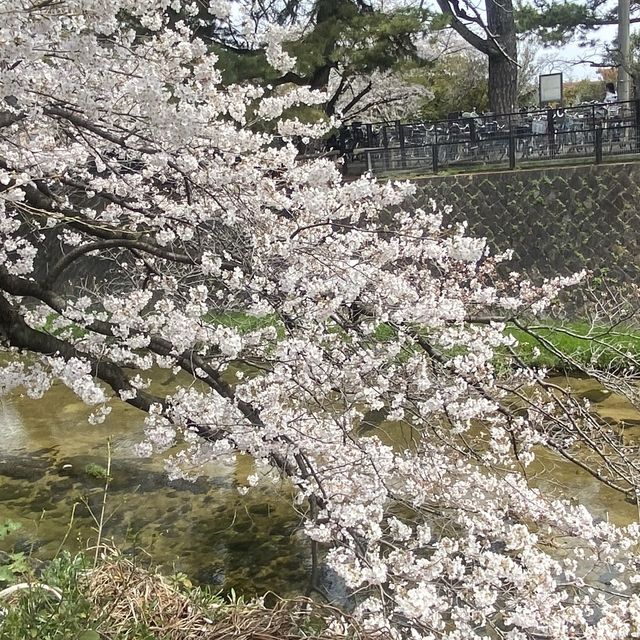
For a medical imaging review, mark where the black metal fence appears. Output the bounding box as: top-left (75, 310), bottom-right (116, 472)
top-left (333, 100), bottom-right (640, 175)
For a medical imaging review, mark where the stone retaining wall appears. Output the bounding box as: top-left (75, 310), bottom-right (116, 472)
top-left (409, 162), bottom-right (640, 286)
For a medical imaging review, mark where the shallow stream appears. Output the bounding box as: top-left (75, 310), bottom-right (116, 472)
top-left (0, 372), bottom-right (639, 595)
top-left (0, 373), bottom-right (310, 596)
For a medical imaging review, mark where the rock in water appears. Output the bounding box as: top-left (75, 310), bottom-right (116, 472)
top-left (576, 388), bottom-right (612, 404)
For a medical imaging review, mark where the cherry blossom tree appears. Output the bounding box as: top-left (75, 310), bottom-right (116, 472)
top-left (3, 2), bottom-right (640, 639)
top-left (328, 69), bottom-right (432, 122)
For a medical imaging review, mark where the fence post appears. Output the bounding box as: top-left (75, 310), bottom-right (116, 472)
top-left (366, 150), bottom-right (373, 174)
top-left (547, 109), bottom-right (555, 157)
top-left (595, 126), bottom-right (603, 164)
top-left (508, 127), bottom-right (516, 170)
top-left (397, 121), bottom-right (406, 169)
top-left (432, 144), bottom-right (439, 173)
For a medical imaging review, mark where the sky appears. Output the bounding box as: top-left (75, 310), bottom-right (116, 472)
top-left (537, 25), bottom-right (638, 81)
top-left (541, 24), bottom-right (621, 80)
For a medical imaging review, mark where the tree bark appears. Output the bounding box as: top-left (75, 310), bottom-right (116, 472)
top-left (488, 53), bottom-right (518, 114)
top-left (486, 0), bottom-right (518, 114)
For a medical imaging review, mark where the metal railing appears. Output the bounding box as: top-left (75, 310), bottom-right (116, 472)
top-left (331, 100), bottom-right (640, 175)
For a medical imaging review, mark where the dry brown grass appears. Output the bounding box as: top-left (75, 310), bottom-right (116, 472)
top-left (83, 553), bottom-right (390, 640)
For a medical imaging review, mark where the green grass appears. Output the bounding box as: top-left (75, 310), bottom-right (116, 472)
top-left (0, 548), bottom-right (225, 640)
top-left (205, 311), bottom-right (281, 334)
top-left (41, 314), bottom-right (86, 339)
top-left (506, 322), bottom-right (640, 371)
top-left (364, 318), bottom-right (640, 373)
top-left (207, 314), bottom-right (640, 373)
top-left (367, 318), bottom-right (640, 373)
top-left (40, 310), bottom-right (282, 339)
top-left (0, 552), bottom-right (96, 640)
top-left (35, 308), bottom-right (640, 374)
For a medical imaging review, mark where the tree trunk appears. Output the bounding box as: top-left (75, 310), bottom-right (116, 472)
top-left (488, 54), bottom-right (518, 114)
top-left (486, 0), bottom-right (517, 114)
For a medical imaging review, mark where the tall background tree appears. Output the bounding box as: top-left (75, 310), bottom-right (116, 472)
top-left (417, 36), bottom-right (538, 120)
top-left (516, 0), bottom-right (640, 46)
top-left (516, 0), bottom-right (640, 99)
top-left (167, 0), bottom-right (432, 118)
top-left (434, 0), bottom-right (518, 113)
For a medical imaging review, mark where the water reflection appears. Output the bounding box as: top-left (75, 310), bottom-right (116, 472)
top-left (356, 375), bottom-right (640, 527)
top-left (0, 381), bottom-right (309, 596)
top-left (2, 371), bottom-right (639, 596)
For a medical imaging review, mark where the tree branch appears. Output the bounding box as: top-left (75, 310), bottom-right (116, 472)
top-left (0, 293), bottom-right (162, 413)
top-left (436, 0), bottom-right (496, 55)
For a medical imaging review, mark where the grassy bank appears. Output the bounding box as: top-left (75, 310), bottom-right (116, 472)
top-left (206, 313), bottom-right (640, 373)
top-left (40, 309), bottom-right (640, 374)
top-left (0, 545), bottom-right (361, 640)
top-left (506, 322), bottom-right (640, 372)
top-left (368, 319), bottom-right (640, 373)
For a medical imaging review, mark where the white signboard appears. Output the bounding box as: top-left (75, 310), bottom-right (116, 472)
top-left (539, 73), bottom-right (563, 105)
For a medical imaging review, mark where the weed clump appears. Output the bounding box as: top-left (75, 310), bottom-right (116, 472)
top-left (0, 549), bottom-right (388, 640)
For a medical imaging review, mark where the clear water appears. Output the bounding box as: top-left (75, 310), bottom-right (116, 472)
top-left (0, 371), bottom-right (637, 596)
top-left (0, 374), bottom-right (310, 596)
